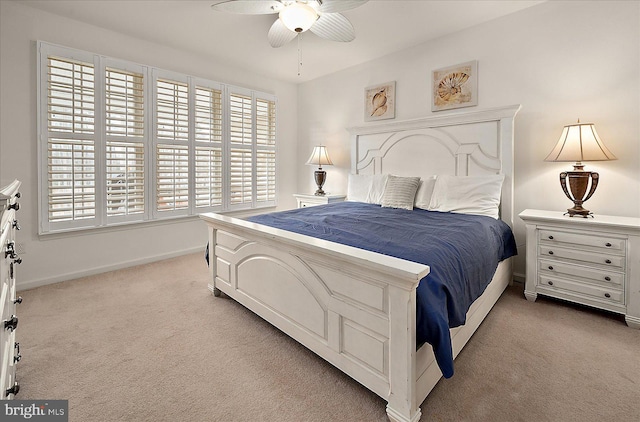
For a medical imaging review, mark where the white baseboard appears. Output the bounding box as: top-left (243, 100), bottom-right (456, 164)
top-left (17, 246), bottom-right (204, 291)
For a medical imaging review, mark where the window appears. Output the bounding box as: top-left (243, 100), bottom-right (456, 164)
top-left (194, 86), bottom-right (223, 209)
top-left (154, 77), bottom-right (189, 215)
top-left (106, 141), bottom-right (144, 217)
top-left (45, 55), bottom-right (97, 229)
top-left (227, 90), bottom-right (277, 210)
top-left (38, 42), bottom-right (277, 234)
top-left (256, 97), bottom-right (277, 204)
top-left (228, 91), bottom-right (253, 208)
top-left (105, 66), bottom-right (145, 219)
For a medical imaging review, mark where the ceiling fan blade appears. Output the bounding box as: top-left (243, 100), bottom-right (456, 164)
top-left (268, 19), bottom-right (298, 48)
top-left (211, 0), bottom-right (283, 15)
top-left (317, 0), bottom-right (368, 14)
top-left (309, 13), bottom-right (355, 42)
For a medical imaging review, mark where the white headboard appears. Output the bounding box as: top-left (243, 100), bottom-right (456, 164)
top-left (347, 105), bottom-right (521, 227)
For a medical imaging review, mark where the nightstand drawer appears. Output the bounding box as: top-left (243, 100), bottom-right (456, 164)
top-left (539, 259), bottom-right (624, 287)
top-left (538, 245), bottom-right (624, 269)
top-left (539, 229), bottom-right (625, 252)
top-left (294, 194), bottom-right (346, 209)
top-left (539, 275), bottom-right (624, 304)
top-left (299, 200), bottom-right (321, 208)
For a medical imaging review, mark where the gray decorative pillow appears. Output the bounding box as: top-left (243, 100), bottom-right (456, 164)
top-left (380, 175), bottom-right (421, 210)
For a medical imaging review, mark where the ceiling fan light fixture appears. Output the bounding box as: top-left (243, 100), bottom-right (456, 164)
top-left (279, 2), bottom-right (318, 33)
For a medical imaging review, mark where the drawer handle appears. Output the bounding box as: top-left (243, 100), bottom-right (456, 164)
top-left (605, 242), bottom-right (612, 247)
top-left (604, 276), bottom-right (611, 282)
top-left (14, 342), bottom-right (20, 363)
top-left (604, 293), bottom-right (611, 298)
top-left (605, 259), bottom-right (612, 264)
top-left (548, 235), bottom-right (554, 240)
top-left (548, 250), bottom-right (554, 255)
top-left (5, 382), bottom-right (19, 397)
top-left (548, 266), bottom-right (554, 270)
top-left (4, 315), bottom-right (18, 332)
top-left (547, 281), bottom-right (554, 286)
top-left (5, 241), bottom-right (17, 259)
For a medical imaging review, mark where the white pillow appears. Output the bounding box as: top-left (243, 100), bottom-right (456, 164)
top-left (428, 174), bottom-right (504, 219)
top-left (347, 174), bottom-right (389, 204)
top-left (366, 174), bottom-right (389, 205)
top-left (380, 175), bottom-right (421, 210)
top-left (347, 174), bottom-right (372, 202)
top-left (414, 176), bottom-right (437, 210)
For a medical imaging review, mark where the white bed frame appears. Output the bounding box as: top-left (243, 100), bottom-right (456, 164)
top-left (200, 104), bottom-right (521, 422)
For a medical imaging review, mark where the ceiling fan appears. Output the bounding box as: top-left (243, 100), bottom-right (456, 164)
top-left (211, 0), bottom-right (369, 48)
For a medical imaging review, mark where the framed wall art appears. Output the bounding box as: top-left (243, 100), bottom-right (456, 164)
top-left (432, 60), bottom-right (478, 112)
top-left (365, 81), bottom-right (395, 121)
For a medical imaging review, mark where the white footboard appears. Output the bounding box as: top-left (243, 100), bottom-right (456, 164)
top-left (201, 212), bottom-right (429, 422)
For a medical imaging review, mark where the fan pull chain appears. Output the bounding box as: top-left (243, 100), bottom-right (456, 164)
top-left (297, 33), bottom-right (303, 76)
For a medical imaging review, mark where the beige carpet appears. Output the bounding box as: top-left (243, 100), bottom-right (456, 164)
top-left (15, 253), bottom-right (640, 422)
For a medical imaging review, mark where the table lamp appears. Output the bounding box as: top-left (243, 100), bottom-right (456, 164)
top-left (306, 145), bottom-right (333, 196)
top-left (544, 120), bottom-right (616, 217)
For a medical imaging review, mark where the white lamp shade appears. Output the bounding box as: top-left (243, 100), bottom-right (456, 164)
top-left (545, 122), bottom-right (616, 163)
top-left (306, 146), bottom-right (333, 166)
top-left (279, 2), bottom-right (318, 33)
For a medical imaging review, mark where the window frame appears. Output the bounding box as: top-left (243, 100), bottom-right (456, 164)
top-left (37, 41), bottom-right (277, 235)
top-left (255, 93), bottom-right (277, 208)
top-left (151, 69), bottom-right (191, 220)
top-left (193, 77), bottom-right (225, 213)
top-left (103, 58), bottom-right (150, 225)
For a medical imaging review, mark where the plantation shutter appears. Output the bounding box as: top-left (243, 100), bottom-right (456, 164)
top-left (105, 67), bottom-right (145, 218)
top-left (106, 141), bottom-right (145, 216)
top-left (155, 78), bottom-right (189, 214)
top-left (255, 97), bottom-right (276, 205)
top-left (194, 86), bottom-right (223, 209)
top-left (39, 42), bottom-right (277, 234)
top-left (46, 56), bottom-right (96, 225)
top-left (156, 144), bottom-right (189, 211)
top-left (228, 92), bottom-right (253, 207)
top-left (229, 148), bottom-right (253, 205)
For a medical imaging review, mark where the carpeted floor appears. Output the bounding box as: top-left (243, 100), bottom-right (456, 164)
top-left (15, 253), bottom-right (640, 421)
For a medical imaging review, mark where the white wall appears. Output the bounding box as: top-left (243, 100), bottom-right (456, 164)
top-left (297, 0), bottom-right (640, 278)
top-left (0, 1), bottom-right (299, 289)
top-left (2, 1), bottom-right (638, 288)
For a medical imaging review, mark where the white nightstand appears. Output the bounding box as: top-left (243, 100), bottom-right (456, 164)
top-left (519, 209), bottom-right (640, 328)
top-left (293, 193), bottom-right (346, 209)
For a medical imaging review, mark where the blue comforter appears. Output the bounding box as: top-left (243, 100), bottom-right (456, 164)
top-left (245, 201), bottom-right (517, 378)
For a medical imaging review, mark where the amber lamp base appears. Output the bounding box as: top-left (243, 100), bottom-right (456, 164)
top-left (559, 163), bottom-right (599, 218)
top-left (314, 169), bottom-right (326, 196)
